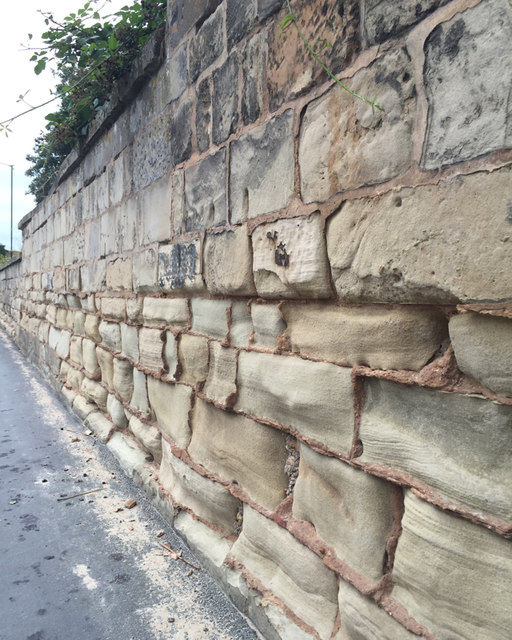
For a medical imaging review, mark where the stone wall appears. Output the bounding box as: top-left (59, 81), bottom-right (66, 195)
top-left (1, 0), bottom-right (511, 638)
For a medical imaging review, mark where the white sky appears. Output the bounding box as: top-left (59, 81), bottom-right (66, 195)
top-left (0, 0), bottom-right (130, 252)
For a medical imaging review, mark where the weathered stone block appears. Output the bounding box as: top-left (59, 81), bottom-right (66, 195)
top-left (107, 393), bottom-right (128, 429)
top-left (81, 377), bottom-right (108, 412)
top-left (69, 337), bottom-right (83, 366)
top-left (241, 32), bottom-right (264, 125)
top-left (236, 351), bottom-right (354, 452)
top-left (99, 321), bottom-right (122, 351)
top-left (230, 301), bottom-right (252, 346)
top-left (133, 110), bottom-right (172, 191)
top-left (212, 52), bottom-right (239, 145)
top-left (120, 323), bottom-right (139, 362)
top-left (72, 311), bottom-right (85, 336)
top-left (73, 395), bottom-right (97, 421)
top-left (178, 334), bottom-right (209, 384)
top-left (230, 506), bottom-right (338, 640)
top-left (138, 327), bottom-right (164, 373)
top-left (188, 6), bottom-right (225, 82)
top-left (100, 297), bottom-right (125, 321)
top-left (449, 312), bottom-right (512, 398)
top-left (196, 77), bottom-right (211, 153)
top-left (80, 259), bottom-right (107, 293)
top-left (117, 196), bottom-right (138, 253)
top-left (181, 149), bottom-right (227, 232)
top-left (189, 399), bottom-right (288, 510)
top-left (84, 412), bottom-right (113, 444)
top-left (96, 347), bottom-right (114, 389)
top-left (160, 440), bottom-right (240, 532)
top-left (337, 578), bottom-right (417, 640)
top-left (204, 226), bottom-right (256, 296)
top-left (299, 49), bottom-right (415, 204)
top-left (147, 376), bottom-right (193, 447)
top-left (170, 94), bottom-right (193, 166)
top-left (126, 298), bottom-right (143, 324)
top-left (164, 331), bottom-right (179, 379)
top-left (143, 297), bottom-right (189, 327)
top-left (129, 415), bottom-right (162, 463)
top-left (130, 368), bottom-right (151, 416)
top-left (392, 491), bottom-right (512, 640)
top-left (169, 0), bottom-right (223, 49)
top-left (49, 327), bottom-right (71, 358)
top-left (252, 214), bottom-right (332, 298)
top-left (133, 247), bottom-right (158, 293)
top-left (167, 42), bottom-right (187, 103)
top-left (359, 379), bottom-right (512, 521)
top-left (251, 302), bottom-right (285, 348)
top-left (158, 240), bottom-right (204, 294)
top-left (326, 166), bottom-right (512, 303)
top-left (191, 298), bottom-right (229, 339)
top-left (230, 111), bottom-right (294, 223)
top-left (203, 342), bottom-right (238, 405)
top-left (82, 338), bottom-right (100, 376)
top-left (106, 257), bottom-right (132, 291)
top-left (226, 0), bottom-right (256, 49)
top-left (282, 304), bottom-right (447, 370)
top-left (257, 0), bottom-right (283, 20)
top-left (365, 0), bottom-right (448, 45)
top-left (140, 175), bottom-right (172, 245)
top-left (422, 0), bottom-right (512, 169)
top-left (293, 445), bottom-right (394, 582)
top-left (113, 358), bottom-right (134, 403)
top-left (67, 367), bottom-right (85, 391)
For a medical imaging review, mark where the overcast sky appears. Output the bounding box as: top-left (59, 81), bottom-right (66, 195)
top-left (0, 0), bottom-right (129, 251)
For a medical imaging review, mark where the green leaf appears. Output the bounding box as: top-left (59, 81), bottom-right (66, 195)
top-left (34, 59), bottom-right (47, 75)
top-left (108, 34), bottom-right (119, 51)
top-left (280, 14), bottom-right (294, 32)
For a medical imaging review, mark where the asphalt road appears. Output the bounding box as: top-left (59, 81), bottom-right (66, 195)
top-left (0, 328), bottom-right (261, 640)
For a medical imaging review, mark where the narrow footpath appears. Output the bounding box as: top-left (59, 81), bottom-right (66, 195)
top-left (0, 328), bottom-right (261, 640)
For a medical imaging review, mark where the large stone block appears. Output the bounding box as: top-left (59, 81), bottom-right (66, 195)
top-left (81, 377), bottom-right (108, 412)
top-left (282, 304), bottom-right (447, 370)
top-left (167, 42), bottom-right (187, 103)
top-left (132, 247), bottom-right (158, 293)
top-left (169, 0), bottom-right (223, 49)
top-left (129, 415), bottom-right (162, 463)
top-left (106, 257), bottom-right (132, 291)
top-left (212, 52), bottom-right (239, 145)
top-left (230, 111), bottom-right (294, 223)
top-left (189, 399), bottom-right (288, 510)
top-left (241, 32), bottom-right (264, 125)
top-left (251, 302), bottom-right (285, 348)
top-left (142, 297), bottom-right (189, 327)
top-left (226, 0), bottom-right (256, 50)
top-left (336, 579), bottom-right (417, 640)
top-left (147, 376), bottom-right (193, 447)
top-left (113, 358), bottom-right (134, 403)
top-left (195, 77), bottom-right (211, 153)
top-left (99, 297), bottom-right (125, 321)
top-left (164, 331), bottom-right (179, 379)
top-left (202, 342), bottom-right (237, 406)
top-left (326, 167), bottom-right (512, 303)
top-left (230, 506), bottom-right (338, 640)
top-left (130, 368), bottom-right (151, 416)
top-left (170, 94), bottom-right (193, 166)
top-left (82, 338), bottom-right (100, 376)
top-left (69, 337), bottom-right (83, 367)
top-left (204, 226), bottom-right (256, 296)
top-left (449, 312), bottom-right (512, 398)
top-left (299, 48), bottom-right (415, 204)
top-left (187, 5), bottom-right (225, 82)
top-left (120, 323), bottom-right (139, 362)
top-left (191, 298), bottom-right (229, 339)
top-left (117, 196), bottom-right (138, 253)
top-left (139, 175), bottom-right (172, 245)
top-left (422, 0), bottom-right (512, 169)
top-left (159, 440), bottom-right (240, 532)
top-left (48, 327), bottom-right (71, 359)
top-left (158, 240), bottom-right (204, 294)
top-left (177, 334), bottom-right (209, 384)
top-left (138, 327), bottom-right (164, 373)
top-left (236, 351), bottom-right (354, 452)
top-left (133, 110), bottom-right (172, 191)
top-left (391, 491), bottom-right (512, 640)
top-left (96, 347), bottom-right (114, 388)
top-left (293, 445), bottom-right (394, 582)
top-left (229, 301), bottom-right (252, 346)
top-left (252, 214), bottom-right (332, 299)
top-left (359, 379), bottom-right (512, 522)
top-left (107, 393), bottom-right (128, 429)
top-left (99, 321), bottom-right (122, 351)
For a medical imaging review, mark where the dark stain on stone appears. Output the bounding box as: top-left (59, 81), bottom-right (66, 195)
top-left (20, 514), bottom-right (39, 531)
top-left (109, 552), bottom-right (126, 561)
top-left (443, 19), bottom-right (465, 60)
top-left (36, 609), bottom-right (47, 617)
top-left (27, 632), bottom-right (45, 640)
top-left (506, 203), bottom-right (512, 224)
top-left (110, 573), bottom-right (131, 584)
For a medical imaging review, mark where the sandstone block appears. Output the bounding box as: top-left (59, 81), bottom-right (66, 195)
top-left (82, 338), bottom-right (100, 376)
top-left (99, 321), bottom-right (122, 351)
top-left (167, 42), bottom-right (187, 103)
top-left (282, 304), bottom-right (447, 370)
top-left (133, 110), bottom-right (172, 191)
top-left (147, 376), bottom-right (193, 448)
top-left (212, 52), bottom-right (238, 145)
top-left (230, 112), bottom-right (294, 223)
top-left (80, 259), bottom-right (107, 293)
top-left (120, 323), bottom-right (139, 362)
top-left (422, 0), bottom-right (512, 169)
top-left (337, 578), bottom-right (417, 640)
top-left (129, 415), bottom-right (162, 463)
top-left (107, 393), bottom-right (128, 429)
top-left (158, 240), bottom-right (204, 294)
top-left (236, 351), bottom-right (354, 452)
top-left (230, 301), bottom-right (252, 347)
top-left (81, 378), bottom-right (108, 412)
top-left (191, 298), bottom-right (229, 339)
top-left (449, 312), bottom-right (512, 397)
top-left (365, 0), bottom-right (448, 45)
top-left (252, 214), bottom-right (332, 298)
top-left (117, 196), bottom-right (138, 252)
top-left (195, 77), bottom-right (211, 153)
top-left (241, 32), bottom-right (264, 125)
top-left (113, 358), bottom-right (134, 403)
top-left (203, 342), bottom-right (238, 406)
top-left (140, 175), bottom-right (172, 245)
top-left (138, 327), bottom-right (164, 373)
top-left (160, 440), bottom-right (240, 533)
top-left (69, 337), bottom-right (83, 366)
top-left (204, 226), bottom-right (256, 296)
top-left (126, 298), bottom-right (143, 324)
top-left (326, 167), bottom-right (512, 303)
top-left (106, 257), bottom-right (132, 291)
top-left (293, 445), bottom-right (394, 582)
top-left (49, 327), bottom-right (71, 359)
top-left (182, 149), bottom-right (227, 232)
top-left (170, 94), bottom-right (193, 166)
top-left (84, 313), bottom-right (101, 342)
top-left (130, 368), bottom-right (151, 416)
top-left (106, 431), bottom-right (147, 479)
top-left (67, 367), bottom-right (85, 391)
top-left (84, 412), bottom-right (113, 444)
top-left (251, 302), bottom-right (285, 348)
top-left (391, 491), bottom-right (512, 640)
top-left (73, 395), bottom-right (97, 421)
top-left (133, 247), bottom-right (158, 293)
top-left (164, 331), bottom-right (178, 379)
top-left (188, 6), bottom-right (224, 82)
top-left (96, 347), bottom-right (114, 389)
top-left (190, 399), bottom-right (288, 511)
top-left (299, 49), bottom-right (415, 204)
top-left (178, 334), bottom-right (209, 384)
top-left (230, 506), bottom-right (338, 640)
top-left (226, 0), bottom-right (256, 50)
top-left (72, 311), bottom-right (85, 336)
top-left (142, 297), bottom-right (189, 327)
top-left (359, 379), bottom-right (512, 522)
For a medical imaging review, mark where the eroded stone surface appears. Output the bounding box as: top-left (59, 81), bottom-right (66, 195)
top-left (107, 393), bottom-right (128, 429)
top-left (230, 302), bottom-right (253, 346)
top-left (230, 506), bottom-right (338, 640)
top-left (365, 0), bottom-right (448, 44)
top-left (182, 149), bottom-right (227, 232)
top-left (178, 334), bottom-right (209, 385)
top-left (191, 298), bottom-right (229, 339)
top-left (121, 323), bottom-right (139, 362)
top-left (147, 376), bottom-right (193, 447)
top-left (449, 312), bottom-right (512, 398)
top-left (326, 167), bottom-right (512, 303)
top-left (158, 240), bottom-right (204, 294)
top-left (143, 297), bottom-right (189, 327)
top-left (359, 379), bottom-right (512, 522)
top-left (96, 347), bottom-right (114, 388)
top-left (113, 358), bottom-right (134, 403)
top-left (204, 227), bottom-right (256, 296)
top-left (282, 304), bottom-right (447, 370)
top-left (81, 377), bottom-right (108, 412)
top-left (129, 415), bottom-right (162, 463)
top-left (299, 48), bottom-right (415, 204)
top-left (202, 342), bottom-right (238, 406)
top-left (251, 302), bottom-right (285, 348)
top-left (422, 0), bottom-right (512, 169)
top-left (252, 214), bottom-right (332, 299)
top-left (212, 52), bottom-right (239, 144)
top-left (391, 491), bottom-right (512, 640)
top-left (236, 351), bottom-right (354, 452)
top-left (189, 399), bottom-right (289, 511)
top-left (188, 6), bottom-right (225, 82)
top-left (138, 327), bottom-right (164, 373)
top-left (130, 368), bottom-right (151, 416)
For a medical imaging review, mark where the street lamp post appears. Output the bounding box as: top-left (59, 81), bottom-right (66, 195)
top-left (0, 162), bottom-right (14, 258)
